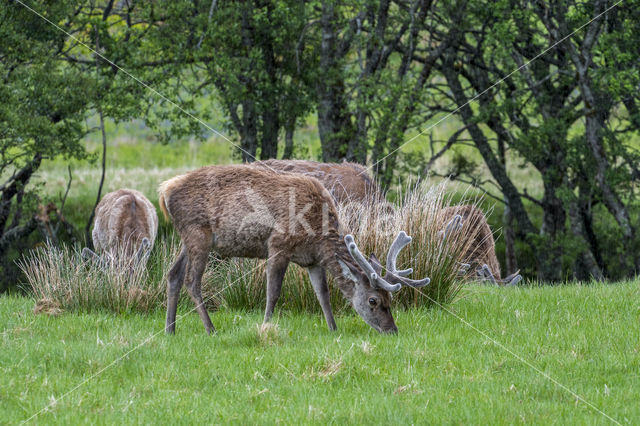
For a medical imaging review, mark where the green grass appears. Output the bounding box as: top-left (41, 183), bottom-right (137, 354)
top-left (2, 282), bottom-right (639, 424)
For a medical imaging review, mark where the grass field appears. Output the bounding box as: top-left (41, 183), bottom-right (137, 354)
top-left (6, 117), bottom-right (637, 424)
top-left (2, 282), bottom-right (639, 424)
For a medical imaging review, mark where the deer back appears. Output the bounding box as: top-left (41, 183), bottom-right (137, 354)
top-left (158, 165), bottom-right (342, 262)
top-left (92, 189), bottom-right (158, 256)
top-left (253, 159), bottom-right (383, 205)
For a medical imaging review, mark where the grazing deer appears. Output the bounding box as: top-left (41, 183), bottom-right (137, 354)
top-left (82, 189), bottom-right (158, 267)
top-left (255, 159), bottom-right (520, 285)
top-left (158, 165), bottom-right (429, 335)
top-left (439, 206), bottom-right (521, 286)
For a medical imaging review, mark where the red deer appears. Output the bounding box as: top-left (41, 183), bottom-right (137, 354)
top-left (82, 189), bottom-right (158, 266)
top-left (158, 165), bottom-right (429, 335)
top-left (439, 206), bottom-right (521, 286)
top-left (255, 159), bottom-right (520, 285)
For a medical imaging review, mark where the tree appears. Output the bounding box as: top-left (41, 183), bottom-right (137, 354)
top-left (0, 0), bottom-right (173, 290)
top-left (193, 1), bottom-right (315, 161)
top-left (427, 0), bottom-right (640, 280)
top-left (311, 0), bottom-right (448, 184)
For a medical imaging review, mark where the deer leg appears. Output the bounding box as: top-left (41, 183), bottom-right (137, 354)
top-left (184, 249), bottom-right (215, 335)
top-left (263, 255), bottom-right (290, 324)
top-left (165, 247), bottom-right (188, 334)
top-left (307, 265), bottom-right (337, 331)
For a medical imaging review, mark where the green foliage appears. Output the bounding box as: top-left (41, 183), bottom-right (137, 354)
top-left (4, 0), bottom-right (640, 288)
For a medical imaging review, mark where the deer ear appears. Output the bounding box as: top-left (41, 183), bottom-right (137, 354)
top-left (337, 259), bottom-right (359, 283)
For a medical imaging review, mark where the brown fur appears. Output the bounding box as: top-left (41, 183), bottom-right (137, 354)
top-left (255, 160), bottom-right (505, 280)
top-left (440, 205), bottom-right (501, 280)
top-left (253, 159), bottom-right (382, 205)
top-left (159, 165), bottom-right (397, 334)
top-left (92, 189), bottom-right (158, 256)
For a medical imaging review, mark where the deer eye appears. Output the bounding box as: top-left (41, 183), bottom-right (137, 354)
top-left (368, 297), bottom-right (377, 307)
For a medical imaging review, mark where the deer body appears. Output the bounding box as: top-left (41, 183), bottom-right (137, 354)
top-left (440, 205), bottom-right (503, 281)
top-left (159, 165), bottom-right (428, 334)
top-left (83, 189), bottom-right (158, 265)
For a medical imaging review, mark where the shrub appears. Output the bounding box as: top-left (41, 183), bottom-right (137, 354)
top-left (19, 240), bottom-right (173, 314)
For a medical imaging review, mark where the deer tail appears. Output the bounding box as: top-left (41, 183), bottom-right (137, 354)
top-left (158, 180), bottom-right (172, 222)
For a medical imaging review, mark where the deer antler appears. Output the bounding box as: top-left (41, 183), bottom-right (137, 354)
top-left (344, 232), bottom-right (430, 292)
top-left (438, 214), bottom-right (463, 243)
top-left (477, 264), bottom-right (523, 286)
top-left (381, 231), bottom-right (431, 287)
top-left (345, 235), bottom-right (401, 292)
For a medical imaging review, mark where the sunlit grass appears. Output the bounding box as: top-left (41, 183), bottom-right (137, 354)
top-left (1, 282), bottom-right (638, 424)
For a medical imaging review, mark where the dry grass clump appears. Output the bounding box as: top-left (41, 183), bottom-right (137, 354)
top-left (317, 359), bottom-right (343, 379)
top-left (19, 240), bottom-right (178, 314)
top-left (256, 322), bottom-right (282, 346)
top-left (20, 181), bottom-right (479, 315)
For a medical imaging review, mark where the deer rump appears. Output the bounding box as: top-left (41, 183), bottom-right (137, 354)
top-left (84, 189), bottom-right (158, 266)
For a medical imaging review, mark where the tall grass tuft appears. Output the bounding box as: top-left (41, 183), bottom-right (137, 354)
top-left (20, 181), bottom-right (481, 315)
top-left (19, 240), bottom-right (179, 313)
top-left (337, 181), bottom-right (480, 308)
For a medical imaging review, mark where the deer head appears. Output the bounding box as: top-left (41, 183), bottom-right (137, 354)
top-left (438, 213), bottom-right (523, 286)
top-left (82, 236), bottom-right (152, 271)
top-left (338, 231), bottom-right (430, 333)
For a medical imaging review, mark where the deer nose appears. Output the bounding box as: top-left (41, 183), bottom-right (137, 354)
top-left (382, 324), bottom-right (398, 334)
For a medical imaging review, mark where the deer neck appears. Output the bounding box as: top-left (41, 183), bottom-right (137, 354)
top-left (318, 232), bottom-right (358, 300)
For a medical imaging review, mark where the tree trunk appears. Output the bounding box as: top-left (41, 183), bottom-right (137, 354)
top-left (85, 108), bottom-right (108, 247)
top-left (538, 176), bottom-right (566, 281)
top-left (241, 99), bottom-right (258, 162)
top-left (568, 198), bottom-right (603, 281)
top-left (283, 118), bottom-right (295, 159)
top-left (317, 0), bottom-right (354, 162)
top-left (260, 108), bottom-right (279, 159)
top-left (259, 12), bottom-right (279, 160)
top-left (503, 204), bottom-right (518, 276)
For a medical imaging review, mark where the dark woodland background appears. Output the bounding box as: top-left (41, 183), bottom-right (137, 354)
top-left (1, 0), bottom-right (639, 291)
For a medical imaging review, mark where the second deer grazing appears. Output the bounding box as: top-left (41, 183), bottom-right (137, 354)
top-left (439, 205), bottom-right (521, 286)
top-left (82, 189), bottom-right (158, 268)
top-left (253, 159), bottom-right (383, 205)
top-left (158, 165), bottom-right (429, 335)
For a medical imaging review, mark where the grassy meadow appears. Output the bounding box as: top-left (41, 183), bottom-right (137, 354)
top-left (2, 282), bottom-right (639, 424)
top-left (2, 121), bottom-right (638, 424)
